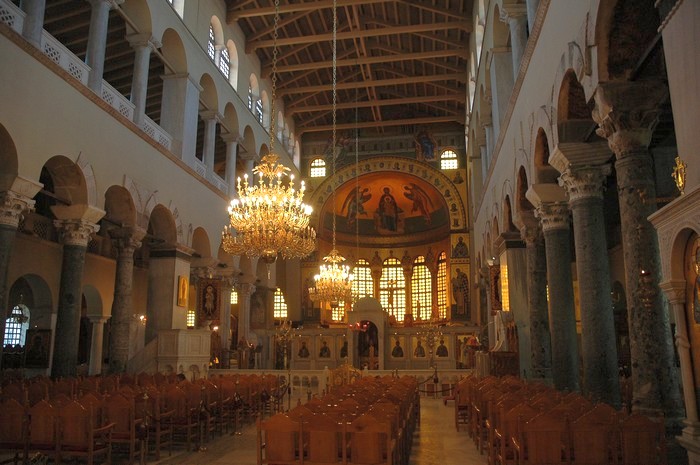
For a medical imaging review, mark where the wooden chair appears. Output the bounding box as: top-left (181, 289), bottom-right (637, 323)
top-left (303, 413), bottom-right (345, 465)
top-left (138, 389), bottom-right (173, 460)
top-left (27, 380), bottom-right (49, 406)
top-left (1, 382), bottom-right (26, 405)
top-left (494, 402), bottom-right (538, 465)
top-left (569, 403), bottom-right (618, 465)
top-left (105, 393), bottom-right (144, 465)
top-left (257, 414), bottom-right (303, 465)
top-left (161, 385), bottom-right (198, 451)
top-left (347, 413), bottom-right (394, 465)
top-left (454, 378), bottom-right (471, 432)
top-left (27, 400), bottom-right (60, 463)
top-left (618, 413), bottom-right (666, 465)
top-left (57, 399), bottom-right (114, 465)
top-left (512, 408), bottom-right (571, 465)
top-left (0, 397), bottom-right (28, 464)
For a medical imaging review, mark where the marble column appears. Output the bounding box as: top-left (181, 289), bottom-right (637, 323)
top-left (86, 0), bottom-right (122, 93)
top-left (593, 81), bottom-right (681, 416)
top-left (107, 226), bottom-right (145, 373)
top-left (551, 143), bottom-right (619, 406)
top-left (525, 0), bottom-right (540, 34)
top-left (0, 180), bottom-right (41, 370)
top-left (200, 110), bottom-right (219, 175)
top-left (237, 281), bottom-right (255, 344)
top-left (659, 280), bottom-right (700, 441)
top-left (88, 316), bottom-right (108, 375)
top-left (527, 184), bottom-right (579, 391)
top-left (221, 133), bottom-right (240, 197)
top-left (51, 206), bottom-right (104, 377)
top-left (160, 73), bottom-right (203, 160)
top-left (21, 0), bottom-right (46, 48)
top-left (488, 49), bottom-right (514, 136)
top-left (127, 34), bottom-right (158, 127)
top-left (519, 218), bottom-right (552, 381)
top-left (501, 4), bottom-right (528, 81)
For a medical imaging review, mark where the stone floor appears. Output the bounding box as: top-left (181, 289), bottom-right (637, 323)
top-left (153, 396), bottom-right (483, 465)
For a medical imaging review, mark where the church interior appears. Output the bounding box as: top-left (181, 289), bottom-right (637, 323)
top-left (1, 0), bottom-right (699, 463)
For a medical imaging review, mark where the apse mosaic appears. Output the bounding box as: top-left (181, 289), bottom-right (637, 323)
top-left (317, 171), bottom-right (449, 242)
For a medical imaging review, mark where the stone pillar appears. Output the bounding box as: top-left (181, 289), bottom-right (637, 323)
top-left (221, 133), bottom-right (240, 197)
top-left (501, 4), bottom-right (528, 81)
top-left (519, 217), bottom-right (552, 381)
top-left (479, 145), bottom-right (488, 182)
top-left (0, 178), bottom-right (42, 370)
top-left (237, 281), bottom-right (255, 344)
top-left (200, 110), bottom-right (219, 175)
top-left (488, 49), bottom-right (514, 135)
top-left (593, 81), bottom-right (681, 416)
top-left (107, 226), bottom-right (145, 373)
top-left (88, 316), bottom-right (108, 375)
top-left (551, 143), bottom-right (619, 406)
top-left (86, 0), bottom-right (122, 93)
top-left (219, 276), bottom-right (236, 365)
top-left (51, 205), bottom-right (104, 377)
top-left (21, 0), bottom-right (46, 48)
top-left (527, 184), bottom-right (579, 391)
top-left (525, 0), bottom-right (540, 34)
top-left (160, 73), bottom-right (202, 160)
top-left (126, 34), bottom-right (159, 127)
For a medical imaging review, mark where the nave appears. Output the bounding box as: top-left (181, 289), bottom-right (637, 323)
top-left (157, 396), bottom-right (480, 465)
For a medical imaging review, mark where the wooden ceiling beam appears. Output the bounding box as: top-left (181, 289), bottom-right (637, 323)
top-left (288, 94), bottom-right (464, 114)
top-left (278, 73), bottom-right (466, 95)
top-left (228, 0), bottom-right (391, 21)
top-left (298, 115), bottom-right (462, 133)
top-left (398, 0), bottom-right (471, 21)
top-left (247, 21), bottom-right (470, 52)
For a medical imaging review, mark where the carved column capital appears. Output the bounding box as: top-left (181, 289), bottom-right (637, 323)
top-left (0, 191), bottom-right (36, 228)
top-left (519, 218), bottom-right (542, 245)
top-left (534, 202), bottom-right (571, 232)
top-left (659, 280), bottom-right (687, 305)
top-left (592, 80), bottom-right (669, 158)
top-left (558, 165), bottom-right (611, 203)
top-left (238, 282), bottom-right (256, 296)
top-left (109, 226), bottom-right (146, 255)
top-left (54, 219), bottom-right (101, 247)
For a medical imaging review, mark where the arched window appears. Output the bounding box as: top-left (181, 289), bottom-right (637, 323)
top-left (256, 99), bottom-right (263, 124)
top-left (3, 303), bottom-right (30, 346)
top-left (411, 256), bottom-right (432, 321)
top-left (437, 252), bottom-right (448, 319)
top-left (380, 258), bottom-right (406, 322)
top-left (352, 259), bottom-right (373, 300)
top-left (219, 48), bottom-right (230, 79)
top-left (331, 304), bottom-right (345, 323)
top-left (207, 25), bottom-right (216, 61)
top-left (310, 158), bottom-right (326, 177)
top-left (440, 149), bottom-right (458, 170)
top-left (273, 288), bottom-right (288, 319)
top-left (230, 290), bottom-right (238, 304)
top-left (248, 85), bottom-right (253, 111)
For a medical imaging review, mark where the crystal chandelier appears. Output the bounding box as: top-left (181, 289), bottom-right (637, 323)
top-left (309, 0), bottom-right (353, 308)
top-left (222, 0), bottom-right (315, 264)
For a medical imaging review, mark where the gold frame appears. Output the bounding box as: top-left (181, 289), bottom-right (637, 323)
top-left (177, 275), bottom-right (188, 307)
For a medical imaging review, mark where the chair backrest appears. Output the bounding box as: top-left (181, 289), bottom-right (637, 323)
top-left (348, 414), bottom-right (391, 465)
top-left (27, 380), bottom-right (49, 406)
top-left (261, 414), bottom-right (301, 463)
top-left (619, 413), bottom-right (666, 465)
top-left (28, 400), bottom-right (58, 448)
top-left (521, 409), bottom-right (570, 464)
top-left (304, 413), bottom-right (344, 464)
top-left (570, 403), bottom-right (618, 465)
top-left (1, 382), bottom-right (25, 404)
top-left (58, 400), bottom-right (92, 449)
top-left (0, 397), bottom-right (27, 445)
top-left (105, 393), bottom-right (135, 434)
top-left (78, 392), bottom-right (105, 427)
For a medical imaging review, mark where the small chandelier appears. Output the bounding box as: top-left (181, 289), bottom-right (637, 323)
top-left (222, 0), bottom-right (315, 265)
top-left (309, 0), bottom-right (353, 308)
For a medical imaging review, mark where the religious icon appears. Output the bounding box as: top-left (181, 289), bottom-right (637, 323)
top-left (177, 275), bottom-right (188, 307)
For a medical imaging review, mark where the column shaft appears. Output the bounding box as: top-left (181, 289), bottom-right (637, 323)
top-left (21, 0), bottom-right (46, 48)
top-left (201, 114), bottom-right (218, 174)
top-left (86, 0), bottom-right (114, 92)
top-left (127, 34), bottom-right (153, 127)
top-left (88, 318), bottom-right (106, 375)
top-left (223, 138), bottom-right (238, 197)
top-left (569, 193), bottom-right (620, 406)
top-left (522, 224), bottom-right (551, 380)
top-left (237, 282), bottom-right (255, 344)
top-left (507, 14), bottom-right (528, 80)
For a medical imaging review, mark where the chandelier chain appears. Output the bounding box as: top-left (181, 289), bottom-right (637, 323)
top-left (269, 0), bottom-right (279, 150)
top-left (331, 0), bottom-right (337, 247)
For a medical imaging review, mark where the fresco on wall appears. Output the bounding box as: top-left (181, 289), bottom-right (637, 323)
top-left (320, 172), bottom-right (449, 241)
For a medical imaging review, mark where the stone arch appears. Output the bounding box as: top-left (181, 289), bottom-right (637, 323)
top-left (121, 0), bottom-right (152, 34)
top-left (192, 226), bottom-right (212, 260)
top-left (169, 0), bottom-right (184, 18)
top-left (533, 128), bottom-right (558, 185)
top-left (556, 69), bottom-right (597, 144)
top-left (160, 28), bottom-right (187, 73)
top-left (38, 156), bottom-right (89, 209)
top-left (210, 15), bottom-right (224, 47)
top-left (8, 274), bottom-right (53, 332)
top-left (104, 185), bottom-right (137, 226)
top-left (502, 195), bottom-right (516, 233)
top-left (147, 204), bottom-right (178, 246)
top-left (198, 73), bottom-right (218, 111)
top-left (660, 220), bottom-right (700, 282)
top-left (249, 74), bottom-right (260, 107)
top-left (240, 125), bottom-right (256, 156)
top-left (492, 4), bottom-right (510, 48)
top-left (260, 90), bottom-right (270, 130)
top-left (226, 40), bottom-right (239, 89)
top-left (222, 102), bottom-right (240, 138)
top-left (276, 110), bottom-right (285, 141)
top-left (81, 284), bottom-right (104, 318)
top-left (515, 165), bottom-right (535, 218)
top-left (595, 0), bottom-right (660, 81)
top-left (0, 123), bottom-right (19, 188)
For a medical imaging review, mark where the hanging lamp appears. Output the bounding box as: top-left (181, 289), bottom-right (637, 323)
top-left (309, 0), bottom-right (353, 309)
top-left (222, 0), bottom-right (315, 265)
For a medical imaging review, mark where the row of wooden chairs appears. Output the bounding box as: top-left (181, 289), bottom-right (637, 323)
top-left (258, 376), bottom-right (419, 465)
top-left (454, 375), bottom-right (667, 465)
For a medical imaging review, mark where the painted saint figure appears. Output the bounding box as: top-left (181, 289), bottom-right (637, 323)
top-left (403, 183), bottom-right (433, 224)
top-left (375, 187), bottom-right (401, 232)
top-left (452, 268), bottom-right (470, 317)
top-left (341, 186), bottom-right (372, 226)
